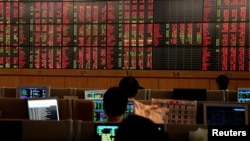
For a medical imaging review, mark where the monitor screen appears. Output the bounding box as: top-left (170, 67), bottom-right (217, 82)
top-left (173, 88), bottom-right (207, 101)
top-left (123, 101), bottom-right (134, 118)
top-left (16, 86), bottom-right (50, 99)
top-left (203, 102), bottom-right (248, 125)
top-left (26, 98), bottom-right (60, 121)
top-left (94, 123), bottom-right (165, 141)
top-left (93, 100), bottom-right (106, 122)
top-left (93, 100), bottom-right (134, 122)
top-left (84, 90), bottom-right (106, 100)
top-left (94, 123), bottom-right (119, 141)
top-left (237, 88), bottom-right (250, 103)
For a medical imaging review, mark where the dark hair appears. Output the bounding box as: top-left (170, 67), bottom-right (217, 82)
top-left (103, 86), bottom-right (128, 117)
top-left (119, 76), bottom-right (139, 98)
top-left (115, 115), bottom-right (163, 141)
top-left (216, 74), bottom-right (229, 90)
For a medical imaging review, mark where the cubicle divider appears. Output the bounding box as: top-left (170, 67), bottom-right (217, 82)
top-left (0, 98), bottom-right (72, 120)
top-left (0, 98), bottom-right (247, 124)
top-left (148, 89), bottom-right (235, 102)
top-left (22, 119), bottom-right (73, 141)
top-left (0, 118), bottom-right (208, 141)
top-left (0, 98), bottom-right (28, 119)
top-left (0, 87), bottom-right (239, 103)
top-left (73, 121), bottom-right (208, 141)
top-left (73, 88), bottom-right (85, 99)
top-left (206, 90), bottom-right (225, 101)
top-left (50, 87), bottom-right (75, 98)
top-left (0, 87), bottom-right (16, 98)
top-left (0, 119), bottom-right (74, 141)
top-left (227, 90), bottom-right (237, 102)
top-left (148, 89), bottom-right (173, 100)
top-left (134, 89), bottom-right (148, 100)
top-left (0, 98), bottom-right (249, 141)
top-left (165, 124), bottom-right (208, 141)
top-left (0, 95), bottom-right (243, 123)
top-left (72, 99), bottom-right (94, 121)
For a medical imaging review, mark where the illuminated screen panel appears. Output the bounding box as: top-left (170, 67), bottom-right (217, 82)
top-left (93, 100), bottom-right (135, 122)
top-left (237, 88), bottom-right (250, 103)
top-left (27, 98), bottom-right (60, 121)
top-left (203, 102), bottom-right (248, 125)
top-left (84, 90), bottom-right (106, 100)
top-left (16, 85), bottom-right (49, 99)
top-left (95, 123), bottom-right (119, 141)
top-left (0, 0), bottom-right (248, 71)
top-left (93, 100), bottom-right (106, 122)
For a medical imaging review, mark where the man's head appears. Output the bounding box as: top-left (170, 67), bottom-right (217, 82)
top-left (216, 74), bottom-right (229, 90)
top-left (103, 86), bottom-right (128, 121)
top-left (119, 76), bottom-right (139, 98)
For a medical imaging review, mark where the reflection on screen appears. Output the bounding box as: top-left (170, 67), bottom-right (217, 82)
top-left (27, 98), bottom-right (60, 121)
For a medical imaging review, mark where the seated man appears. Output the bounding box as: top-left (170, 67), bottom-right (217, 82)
top-left (216, 74), bottom-right (229, 90)
top-left (115, 115), bottom-right (166, 141)
top-left (103, 86), bottom-right (128, 123)
top-left (119, 76), bottom-right (168, 123)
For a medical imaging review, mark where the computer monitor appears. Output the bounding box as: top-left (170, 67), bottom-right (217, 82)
top-left (84, 90), bottom-right (106, 100)
top-left (203, 102), bottom-right (248, 125)
top-left (123, 101), bottom-right (134, 118)
top-left (93, 100), bottom-right (106, 122)
top-left (237, 88), bottom-right (250, 103)
top-left (16, 85), bottom-right (50, 99)
top-left (94, 123), bottom-right (119, 141)
top-left (93, 100), bottom-right (134, 122)
top-left (173, 88), bottom-right (207, 101)
top-left (94, 123), bottom-right (165, 141)
top-left (26, 98), bottom-right (60, 121)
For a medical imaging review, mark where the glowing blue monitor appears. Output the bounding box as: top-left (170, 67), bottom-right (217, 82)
top-left (237, 88), bottom-right (250, 103)
top-left (16, 85), bottom-right (50, 99)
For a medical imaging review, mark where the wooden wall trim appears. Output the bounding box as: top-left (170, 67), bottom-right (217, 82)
top-left (0, 69), bottom-right (248, 79)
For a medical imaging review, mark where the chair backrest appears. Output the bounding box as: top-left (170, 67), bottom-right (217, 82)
top-left (72, 99), bottom-right (94, 121)
top-left (206, 90), bottom-right (225, 101)
top-left (50, 87), bottom-right (74, 98)
top-left (148, 89), bottom-right (173, 100)
top-left (1, 87), bottom-right (16, 98)
top-left (22, 120), bottom-right (73, 141)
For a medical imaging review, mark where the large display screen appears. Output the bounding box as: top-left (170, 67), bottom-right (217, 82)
top-left (0, 0), bottom-right (249, 71)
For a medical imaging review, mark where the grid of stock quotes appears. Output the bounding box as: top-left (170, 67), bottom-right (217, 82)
top-left (0, 0), bottom-right (249, 70)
